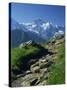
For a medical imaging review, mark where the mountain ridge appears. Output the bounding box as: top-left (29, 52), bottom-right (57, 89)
top-left (11, 18), bottom-right (65, 48)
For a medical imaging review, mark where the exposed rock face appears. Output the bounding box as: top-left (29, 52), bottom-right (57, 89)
top-left (19, 40), bottom-right (32, 48)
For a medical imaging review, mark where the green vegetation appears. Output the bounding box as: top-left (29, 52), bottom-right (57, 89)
top-left (11, 38), bottom-right (65, 85)
top-left (11, 44), bottom-right (40, 72)
top-left (47, 42), bottom-right (65, 84)
top-left (11, 44), bottom-right (42, 81)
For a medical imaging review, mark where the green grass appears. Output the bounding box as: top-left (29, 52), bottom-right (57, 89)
top-left (11, 44), bottom-right (41, 81)
top-left (11, 39), bottom-right (65, 84)
top-left (11, 44), bottom-right (40, 72)
top-left (47, 42), bottom-right (65, 84)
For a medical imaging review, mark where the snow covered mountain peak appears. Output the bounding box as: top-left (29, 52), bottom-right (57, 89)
top-left (41, 22), bottom-right (53, 30)
top-left (33, 18), bottom-right (45, 25)
top-left (11, 18), bottom-right (65, 46)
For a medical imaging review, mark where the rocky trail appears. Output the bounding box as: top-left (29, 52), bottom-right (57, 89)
top-left (11, 52), bottom-right (54, 86)
top-left (11, 38), bottom-right (64, 87)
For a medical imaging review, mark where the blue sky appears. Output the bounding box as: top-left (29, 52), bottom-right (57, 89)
top-left (11, 3), bottom-right (65, 26)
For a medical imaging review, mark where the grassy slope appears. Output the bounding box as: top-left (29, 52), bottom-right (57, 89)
top-left (11, 44), bottom-right (40, 72)
top-left (47, 40), bottom-right (65, 84)
top-left (11, 44), bottom-right (41, 81)
top-left (11, 38), bottom-right (65, 84)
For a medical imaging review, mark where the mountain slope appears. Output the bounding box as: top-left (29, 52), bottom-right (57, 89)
top-left (24, 19), bottom-right (64, 40)
top-left (11, 18), bottom-right (65, 48)
top-left (11, 36), bottom-right (65, 86)
top-left (47, 38), bottom-right (65, 84)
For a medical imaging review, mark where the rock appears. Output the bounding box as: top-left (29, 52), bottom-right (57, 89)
top-left (55, 41), bottom-right (61, 45)
top-left (19, 43), bottom-right (24, 48)
top-left (30, 78), bottom-right (38, 85)
top-left (28, 59), bottom-right (38, 65)
top-left (40, 63), bottom-right (47, 69)
top-left (21, 81), bottom-right (30, 86)
top-left (30, 62), bottom-right (39, 69)
top-left (25, 70), bottom-right (32, 74)
top-left (39, 69), bottom-right (48, 81)
top-left (11, 77), bottom-right (24, 87)
top-left (51, 39), bottom-right (55, 44)
top-left (40, 61), bottom-right (52, 69)
top-left (39, 59), bottom-right (48, 64)
top-left (19, 40), bottom-right (32, 48)
top-left (31, 66), bottom-right (40, 73)
top-left (42, 56), bottom-right (46, 60)
top-left (16, 73), bottom-right (25, 78)
top-left (45, 55), bottom-right (52, 61)
top-left (38, 80), bottom-right (46, 86)
top-left (22, 74), bottom-right (33, 80)
top-left (43, 75), bottom-right (48, 80)
top-left (40, 68), bottom-right (48, 74)
top-left (35, 80), bottom-right (40, 85)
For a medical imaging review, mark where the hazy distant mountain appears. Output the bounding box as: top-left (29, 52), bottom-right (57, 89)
top-left (11, 18), bottom-right (22, 30)
top-left (24, 19), bottom-right (64, 40)
top-left (11, 18), bottom-right (65, 48)
top-left (11, 18), bottom-right (24, 48)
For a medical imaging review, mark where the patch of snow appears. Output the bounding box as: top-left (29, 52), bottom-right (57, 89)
top-left (32, 30), bottom-right (39, 34)
top-left (41, 22), bottom-right (50, 30)
top-left (32, 24), bottom-right (37, 28)
top-left (58, 30), bottom-right (64, 34)
top-left (23, 22), bottom-right (32, 26)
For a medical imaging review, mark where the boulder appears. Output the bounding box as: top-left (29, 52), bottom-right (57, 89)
top-left (21, 81), bottom-right (30, 86)
top-left (25, 70), bottom-right (32, 74)
top-left (30, 62), bottom-right (39, 69)
top-left (39, 59), bottom-right (48, 64)
top-left (40, 61), bottom-right (52, 69)
top-left (30, 66), bottom-right (40, 73)
top-left (38, 80), bottom-right (46, 86)
top-left (28, 59), bottom-right (38, 65)
top-left (30, 78), bottom-right (38, 85)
